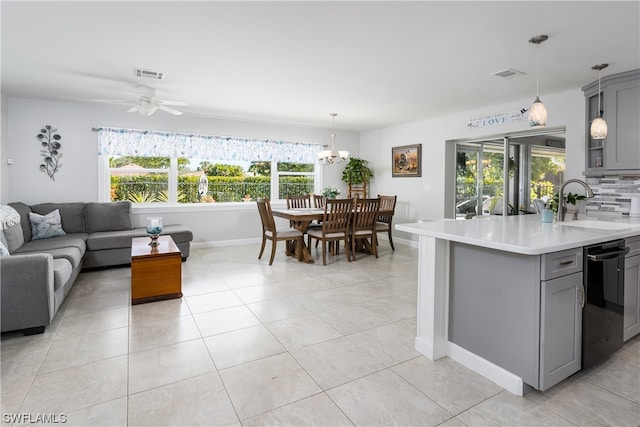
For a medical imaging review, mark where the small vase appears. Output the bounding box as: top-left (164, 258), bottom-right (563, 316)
top-left (146, 217), bottom-right (163, 246)
top-left (541, 209), bottom-right (554, 223)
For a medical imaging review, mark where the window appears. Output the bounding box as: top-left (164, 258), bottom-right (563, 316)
top-left (98, 127), bottom-right (320, 204)
top-left (276, 162), bottom-right (315, 199)
top-left (108, 156), bottom-right (172, 203)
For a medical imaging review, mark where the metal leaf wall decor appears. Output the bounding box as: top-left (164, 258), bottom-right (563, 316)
top-left (37, 125), bottom-right (62, 181)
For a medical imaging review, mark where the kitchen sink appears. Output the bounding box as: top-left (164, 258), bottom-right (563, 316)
top-left (558, 220), bottom-right (633, 231)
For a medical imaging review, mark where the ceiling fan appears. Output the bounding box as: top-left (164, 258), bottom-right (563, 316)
top-left (95, 86), bottom-right (187, 116)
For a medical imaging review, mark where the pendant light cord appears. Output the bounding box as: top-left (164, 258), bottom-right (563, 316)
top-left (330, 113), bottom-right (337, 150)
top-left (536, 62), bottom-right (540, 97)
top-left (528, 35), bottom-right (548, 99)
top-left (597, 69), bottom-right (602, 117)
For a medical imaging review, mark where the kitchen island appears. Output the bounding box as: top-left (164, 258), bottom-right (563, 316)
top-left (397, 215), bottom-right (640, 395)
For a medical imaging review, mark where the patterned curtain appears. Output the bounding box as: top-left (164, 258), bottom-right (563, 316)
top-left (96, 127), bottom-right (321, 163)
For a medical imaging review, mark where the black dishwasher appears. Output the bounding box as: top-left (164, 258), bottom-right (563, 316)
top-left (582, 239), bottom-right (630, 369)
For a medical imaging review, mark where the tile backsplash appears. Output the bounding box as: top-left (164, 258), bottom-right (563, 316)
top-left (585, 175), bottom-right (640, 217)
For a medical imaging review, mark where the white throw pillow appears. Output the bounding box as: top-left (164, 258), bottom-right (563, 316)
top-left (0, 240), bottom-right (10, 257)
top-left (29, 209), bottom-right (66, 240)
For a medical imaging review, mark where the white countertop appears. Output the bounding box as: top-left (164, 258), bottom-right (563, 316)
top-left (396, 215), bottom-right (640, 255)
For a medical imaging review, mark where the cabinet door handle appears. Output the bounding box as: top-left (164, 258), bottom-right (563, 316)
top-left (559, 259), bottom-right (574, 265)
top-left (578, 285), bottom-right (585, 308)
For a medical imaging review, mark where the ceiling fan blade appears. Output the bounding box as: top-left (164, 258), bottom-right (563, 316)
top-left (93, 99), bottom-right (137, 105)
top-left (158, 100), bottom-right (188, 106)
top-left (157, 105), bottom-right (183, 115)
top-left (126, 105), bottom-right (140, 113)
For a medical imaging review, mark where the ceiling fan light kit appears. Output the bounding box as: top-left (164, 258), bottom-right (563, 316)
top-left (129, 101), bottom-right (158, 117)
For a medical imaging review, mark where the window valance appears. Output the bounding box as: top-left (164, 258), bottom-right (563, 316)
top-left (96, 126), bottom-right (321, 163)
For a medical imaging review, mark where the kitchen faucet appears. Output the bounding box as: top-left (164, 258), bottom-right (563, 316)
top-left (557, 179), bottom-right (594, 221)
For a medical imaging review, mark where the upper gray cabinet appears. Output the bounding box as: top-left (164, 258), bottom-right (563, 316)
top-left (583, 69), bottom-right (640, 175)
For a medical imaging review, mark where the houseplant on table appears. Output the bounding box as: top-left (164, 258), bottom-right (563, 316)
top-left (341, 157), bottom-right (374, 198)
top-left (548, 191), bottom-right (587, 219)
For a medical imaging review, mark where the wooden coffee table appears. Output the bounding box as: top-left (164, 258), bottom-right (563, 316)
top-left (131, 235), bottom-right (183, 305)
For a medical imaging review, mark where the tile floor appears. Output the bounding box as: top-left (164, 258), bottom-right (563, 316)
top-left (1, 242), bottom-right (639, 426)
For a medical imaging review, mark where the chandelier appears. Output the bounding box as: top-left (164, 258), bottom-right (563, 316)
top-left (317, 113), bottom-right (349, 164)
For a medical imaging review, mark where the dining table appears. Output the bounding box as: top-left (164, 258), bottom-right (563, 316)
top-left (271, 206), bottom-right (390, 264)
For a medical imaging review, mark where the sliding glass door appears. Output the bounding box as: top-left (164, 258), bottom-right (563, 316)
top-left (451, 128), bottom-right (565, 219)
top-left (455, 141), bottom-right (506, 218)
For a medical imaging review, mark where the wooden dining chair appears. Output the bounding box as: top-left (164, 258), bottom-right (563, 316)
top-left (313, 194), bottom-right (326, 209)
top-left (309, 194), bottom-right (326, 248)
top-left (350, 198), bottom-right (380, 261)
top-left (256, 198), bottom-right (304, 265)
top-left (286, 194), bottom-right (321, 248)
top-left (286, 194), bottom-right (311, 209)
top-left (376, 194), bottom-right (397, 250)
top-left (306, 198), bottom-right (354, 265)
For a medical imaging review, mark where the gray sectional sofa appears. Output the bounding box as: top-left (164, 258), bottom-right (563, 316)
top-left (0, 201), bottom-right (193, 335)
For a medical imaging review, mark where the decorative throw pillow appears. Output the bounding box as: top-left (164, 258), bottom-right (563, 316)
top-left (0, 240), bottom-right (10, 257)
top-left (29, 209), bottom-right (66, 240)
top-left (3, 223), bottom-right (24, 252)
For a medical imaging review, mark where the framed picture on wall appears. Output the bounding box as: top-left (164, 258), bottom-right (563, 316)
top-left (392, 144), bottom-right (422, 177)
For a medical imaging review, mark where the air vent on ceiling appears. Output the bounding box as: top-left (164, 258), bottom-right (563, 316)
top-left (491, 68), bottom-right (526, 79)
top-left (135, 68), bottom-right (164, 80)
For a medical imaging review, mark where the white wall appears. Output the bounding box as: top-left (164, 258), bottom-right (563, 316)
top-left (1, 93), bottom-right (9, 200)
top-left (3, 89), bottom-right (586, 246)
top-left (2, 97), bottom-right (359, 244)
top-left (361, 89), bottom-right (586, 243)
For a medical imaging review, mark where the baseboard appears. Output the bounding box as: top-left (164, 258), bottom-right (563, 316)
top-left (191, 235), bottom-right (417, 249)
top-left (447, 342), bottom-right (526, 396)
top-left (191, 238), bottom-right (260, 249)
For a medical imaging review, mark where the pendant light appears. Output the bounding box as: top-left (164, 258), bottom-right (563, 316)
top-left (590, 63), bottom-right (609, 140)
top-left (528, 35), bottom-right (548, 127)
top-left (317, 113), bottom-right (349, 164)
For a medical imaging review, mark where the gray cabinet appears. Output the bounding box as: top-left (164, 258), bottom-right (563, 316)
top-left (540, 272), bottom-right (583, 390)
top-left (583, 69), bottom-right (640, 175)
top-left (624, 236), bottom-right (640, 341)
top-left (449, 244), bottom-right (582, 391)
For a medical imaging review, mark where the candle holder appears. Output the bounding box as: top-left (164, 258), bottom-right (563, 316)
top-left (146, 217), bottom-right (163, 246)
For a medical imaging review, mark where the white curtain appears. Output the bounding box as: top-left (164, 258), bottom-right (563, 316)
top-left (96, 127), bottom-right (321, 163)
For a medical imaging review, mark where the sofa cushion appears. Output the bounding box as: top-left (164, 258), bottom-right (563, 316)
top-left (161, 225), bottom-right (194, 244)
top-left (52, 258), bottom-right (73, 291)
top-left (16, 233), bottom-right (87, 254)
top-left (86, 225), bottom-right (193, 251)
top-left (17, 246), bottom-right (83, 270)
top-left (8, 202), bottom-right (32, 241)
top-left (85, 201), bottom-right (132, 233)
top-left (3, 223), bottom-right (24, 253)
top-left (31, 203), bottom-right (86, 233)
top-left (29, 209), bottom-right (66, 240)
top-left (44, 247), bottom-right (84, 270)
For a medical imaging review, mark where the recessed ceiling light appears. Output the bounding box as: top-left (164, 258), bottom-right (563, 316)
top-left (491, 68), bottom-right (526, 79)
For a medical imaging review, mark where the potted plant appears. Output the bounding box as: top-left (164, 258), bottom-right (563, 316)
top-left (548, 192), bottom-right (587, 215)
top-left (321, 186), bottom-right (341, 199)
top-left (341, 157), bottom-right (374, 197)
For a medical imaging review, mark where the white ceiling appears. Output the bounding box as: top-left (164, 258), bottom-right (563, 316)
top-left (2, 1), bottom-right (639, 132)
